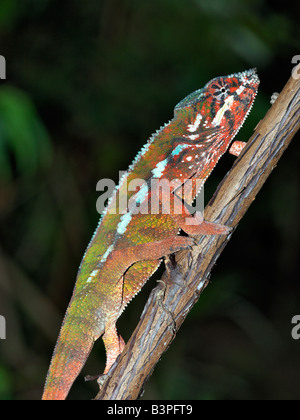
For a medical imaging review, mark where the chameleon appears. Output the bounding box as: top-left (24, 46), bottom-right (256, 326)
top-left (42, 68), bottom-right (259, 399)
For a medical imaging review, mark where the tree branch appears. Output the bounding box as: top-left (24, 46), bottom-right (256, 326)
top-left (95, 73), bottom-right (300, 400)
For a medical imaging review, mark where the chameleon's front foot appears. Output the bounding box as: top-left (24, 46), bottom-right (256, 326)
top-left (229, 140), bottom-right (247, 157)
top-left (172, 210), bottom-right (232, 236)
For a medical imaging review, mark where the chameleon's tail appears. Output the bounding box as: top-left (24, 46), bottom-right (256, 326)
top-left (42, 314), bottom-right (101, 400)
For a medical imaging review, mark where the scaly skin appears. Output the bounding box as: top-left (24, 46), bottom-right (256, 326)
top-left (42, 68), bottom-right (259, 399)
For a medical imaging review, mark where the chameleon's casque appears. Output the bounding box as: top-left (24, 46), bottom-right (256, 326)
top-left (42, 69), bottom-right (259, 399)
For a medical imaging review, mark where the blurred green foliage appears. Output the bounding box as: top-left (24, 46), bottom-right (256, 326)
top-left (0, 86), bottom-right (52, 179)
top-left (0, 0), bottom-right (299, 400)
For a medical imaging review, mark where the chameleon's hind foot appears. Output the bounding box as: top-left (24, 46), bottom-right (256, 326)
top-left (102, 325), bottom-right (126, 376)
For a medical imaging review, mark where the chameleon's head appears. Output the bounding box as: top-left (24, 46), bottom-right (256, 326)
top-left (175, 68), bottom-right (260, 135)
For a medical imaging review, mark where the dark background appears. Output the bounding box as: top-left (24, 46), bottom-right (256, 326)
top-left (0, 0), bottom-right (299, 400)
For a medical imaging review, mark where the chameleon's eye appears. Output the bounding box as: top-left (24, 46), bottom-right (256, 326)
top-left (212, 83), bottom-right (229, 99)
top-left (208, 78), bottom-right (230, 101)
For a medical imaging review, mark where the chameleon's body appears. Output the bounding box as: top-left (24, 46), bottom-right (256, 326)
top-left (42, 69), bottom-right (259, 399)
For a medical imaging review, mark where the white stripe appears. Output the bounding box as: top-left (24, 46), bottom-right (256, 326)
top-left (117, 212), bottom-right (132, 235)
top-left (134, 183), bottom-right (149, 204)
top-left (100, 244), bottom-right (114, 263)
top-left (86, 269), bottom-right (99, 284)
top-left (235, 85), bottom-right (245, 96)
top-left (183, 134), bottom-right (201, 140)
top-left (212, 95), bottom-right (234, 127)
top-left (187, 113), bottom-right (202, 132)
top-left (171, 143), bottom-right (191, 157)
top-left (152, 158), bottom-right (168, 178)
